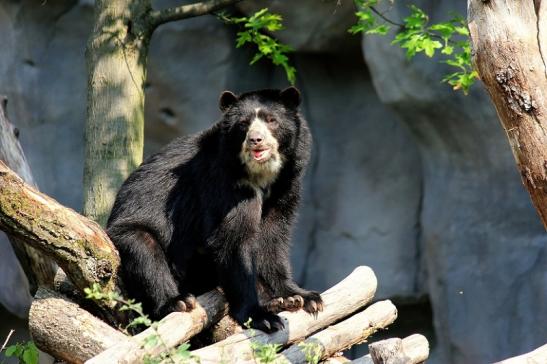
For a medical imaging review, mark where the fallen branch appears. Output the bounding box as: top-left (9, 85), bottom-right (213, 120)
top-left (87, 289), bottom-right (227, 364)
top-left (29, 288), bottom-right (127, 364)
top-left (277, 300), bottom-right (397, 364)
top-left (0, 161), bottom-right (120, 296)
top-left (190, 266), bottom-right (377, 363)
top-left (493, 343), bottom-right (547, 364)
top-left (368, 334), bottom-right (429, 364)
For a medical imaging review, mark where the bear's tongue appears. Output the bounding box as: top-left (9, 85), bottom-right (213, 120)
top-left (252, 149), bottom-right (267, 160)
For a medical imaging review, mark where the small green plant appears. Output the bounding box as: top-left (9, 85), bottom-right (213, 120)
top-left (2, 340), bottom-right (39, 364)
top-left (243, 318), bottom-right (285, 364)
top-left (218, 8), bottom-right (296, 84)
top-left (350, 1), bottom-right (478, 93)
top-left (298, 341), bottom-right (323, 364)
top-left (85, 284), bottom-right (197, 364)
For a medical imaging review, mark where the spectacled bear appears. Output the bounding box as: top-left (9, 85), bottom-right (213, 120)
top-left (106, 87), bottom-right (322, 333)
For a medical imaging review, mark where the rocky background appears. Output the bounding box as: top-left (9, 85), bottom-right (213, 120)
top-left (0, 1), bottom-right (545, 363)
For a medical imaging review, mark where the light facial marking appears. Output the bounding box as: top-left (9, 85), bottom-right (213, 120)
top-left (239, 109), bottom-right (283, 189)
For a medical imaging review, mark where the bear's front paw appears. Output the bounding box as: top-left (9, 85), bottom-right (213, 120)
top-left (266, 295), bottom-right (305, 313)
top-left (246, 308), bottom-right (285, 333)
top-left (300, 291), bottom-right (323, 316)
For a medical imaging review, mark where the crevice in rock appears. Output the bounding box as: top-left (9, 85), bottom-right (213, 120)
top-left (413, 172), bottom-right (424, 294)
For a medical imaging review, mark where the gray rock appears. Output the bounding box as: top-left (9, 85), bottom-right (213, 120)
top-left (362, 1), bottom-right (547, 363)
top-left (292, 54), bottom-right (423, 300)
top-left (236, 0), bottom-right (360, 53)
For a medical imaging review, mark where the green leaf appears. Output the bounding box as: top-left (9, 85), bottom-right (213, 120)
top-left (441, 45), bottom-right (454, 55)
top-left (366, 24), bottom-right (390, 35)
top-left (422, 38), bottom-right (442, 57)
top-left (5, 344), bottom-right (19, 357)
top-left (22, 343), bottom-right (39, 364)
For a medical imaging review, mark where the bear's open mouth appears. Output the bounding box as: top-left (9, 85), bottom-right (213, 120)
top-left (251, 148), bottom-right (271, 162)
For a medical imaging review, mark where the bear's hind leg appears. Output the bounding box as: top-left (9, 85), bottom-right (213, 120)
top-left (110, 228), bottom-right (195, 319)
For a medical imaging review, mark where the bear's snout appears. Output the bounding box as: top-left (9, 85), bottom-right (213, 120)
top-left (248, 130), bottom-right (264, 146)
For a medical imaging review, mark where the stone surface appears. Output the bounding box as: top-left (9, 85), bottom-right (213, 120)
top-left (363, 1), bottom-right (547, 363)
top-left (236, 0), bottom-right (360, 53)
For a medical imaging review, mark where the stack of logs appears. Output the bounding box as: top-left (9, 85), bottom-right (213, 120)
top-left (0, 98), bottom-right (429, 363)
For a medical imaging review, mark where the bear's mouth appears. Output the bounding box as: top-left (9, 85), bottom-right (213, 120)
top-left (251, 148), bottom-right (271, 162)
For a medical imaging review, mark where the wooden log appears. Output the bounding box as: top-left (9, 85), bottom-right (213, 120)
top-left (189, 266), bottom-right (377, 363)
top-left (0, 160), bottom-right (120, 296)
top-left (29, 288), bottom-right (127, 364)
top-left (493, 343), bottom-right (547, 364)
top-left (87, 289), bottom-right (227, 364)
top-left (0, 95), bottom-right (56, 291)
top-left (277, 300), bottom-right (397, 364)
top-left (368, 334), bottom-right (429, 364)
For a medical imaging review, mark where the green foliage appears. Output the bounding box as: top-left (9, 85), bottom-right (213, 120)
top-left (250, 341), bottom-right (283, 364)
top-left (3, 341), bottom-right (39, 364)
top-left (218, 8), bottom-right (296, 84)
top-left (298, 341), bottom-right (323, 364)
top-left (350, 1), bottom-right (479, 94)
top-left (85, 284), bottom-right (197, 364)
top-left (349, 0), bottom-right (390, 35)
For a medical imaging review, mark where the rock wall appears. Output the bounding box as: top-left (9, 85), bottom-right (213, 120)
top-left (0, 1), bottom-right (544, 363)
top-left (363, 1), bottom-right (547, 363)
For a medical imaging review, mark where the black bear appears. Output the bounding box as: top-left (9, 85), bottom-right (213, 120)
top-left (106, 87), bottom-right (322, 333)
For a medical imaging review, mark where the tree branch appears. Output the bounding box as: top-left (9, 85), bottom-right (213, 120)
top-left (0, 161), bottom-right (120, 297)
top-left (149, 0), bottom-right (243, 29)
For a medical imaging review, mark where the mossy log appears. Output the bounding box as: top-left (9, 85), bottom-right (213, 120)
top-left (0, 161), bottom-right (120, 296)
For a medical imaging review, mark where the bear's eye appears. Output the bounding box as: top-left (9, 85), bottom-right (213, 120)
top-left (239, 118), bottom-right (250, 125)
top-left (266, 116), bottom-right (277, 124)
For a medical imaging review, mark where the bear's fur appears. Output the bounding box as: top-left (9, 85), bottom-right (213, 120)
top-left (106, 87), bottom-right (322, 333)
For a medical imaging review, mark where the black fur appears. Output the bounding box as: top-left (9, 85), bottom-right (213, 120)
top-left (107, 88), bottom-right (322, 333)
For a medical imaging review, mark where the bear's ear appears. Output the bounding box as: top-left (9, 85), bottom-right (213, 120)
top-left (280, 86), bottom-right (301, 108)
top-left (219, 91), bottom-right (238, 112)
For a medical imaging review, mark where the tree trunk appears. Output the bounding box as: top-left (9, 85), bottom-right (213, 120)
top-left (468, 0), bottom-right (547, 228)
top-left (0, 96), bottom-right (56, 292)
top-left (83, 0), bottom-right (152, 226)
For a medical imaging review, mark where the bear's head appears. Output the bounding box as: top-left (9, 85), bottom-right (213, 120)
top-left (218, 87), bottom-right (303, 189)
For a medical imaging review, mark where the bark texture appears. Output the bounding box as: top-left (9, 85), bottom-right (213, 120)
top-left (83, 0), bottom-right (152, 226)
top-left (0, 96), bottom-right (56, 291)
top-left (468, 0), bottom-right (547, 228)
top-left (0, 161), bottom-right (120, 295)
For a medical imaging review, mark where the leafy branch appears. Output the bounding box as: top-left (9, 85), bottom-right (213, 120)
top-left (217, 8), bottom-right (296, 84)
top-left (350, 0), bottom-right (479, 93)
